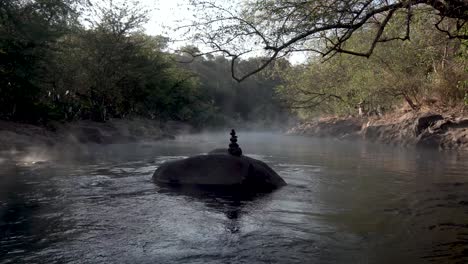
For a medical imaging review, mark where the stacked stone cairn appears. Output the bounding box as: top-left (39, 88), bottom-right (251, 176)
top-left (228, 129), bottom-right (242, 157)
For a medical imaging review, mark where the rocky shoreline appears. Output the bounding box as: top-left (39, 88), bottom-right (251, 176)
top-left (2, 111), bottom-right (467, 153)
top-left (0, 118), bottom-right (192, 151)
top-left (287, 111), bottom-right (468, 150)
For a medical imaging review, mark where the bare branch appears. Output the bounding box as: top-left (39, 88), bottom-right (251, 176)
top-left (182, 0), bottom-right (468, 81)
top-left (435, 16), bottom-right (468, 39)
top-left (335, 8), bottom-right (397, 58)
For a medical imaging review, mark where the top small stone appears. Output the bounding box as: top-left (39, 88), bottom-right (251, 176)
top-left (228, 129), bottom-right (242, 156)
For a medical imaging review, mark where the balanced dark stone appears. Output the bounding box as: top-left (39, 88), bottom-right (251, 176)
top-left (152, 130), bottom-right (286, 192)
top-left (228, 129), bottom-right (242, 156)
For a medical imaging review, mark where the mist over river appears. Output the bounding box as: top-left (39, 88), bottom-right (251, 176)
top-left (1, 132), bottom-right (468, 263)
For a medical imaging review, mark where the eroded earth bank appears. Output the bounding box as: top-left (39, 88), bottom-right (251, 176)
top-left (287, 110), bottom-right (468, 150)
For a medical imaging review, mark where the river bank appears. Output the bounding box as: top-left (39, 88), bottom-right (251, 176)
top-left (0, 118), bottom-right (192, 151)
top-left (287, 110), bottom-right (468, 150)
top-left (3, 109), bottom-right (468, 152)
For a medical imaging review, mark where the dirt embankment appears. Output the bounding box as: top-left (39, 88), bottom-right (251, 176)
top-left (0, 119), bottom-right (192, 151)
top-left (287, 111), bottom-right (468, 150)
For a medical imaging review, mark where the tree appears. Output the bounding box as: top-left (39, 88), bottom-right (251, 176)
top-left (0, 0), bottom-right (78, 121)
top-left (0, 0), bottom-right (218, 125)
top-left (183, 0), bottom-right (467, 81)
top-left (277, 10), bottom-right (468, 116)
top-left (76, 0), bottom-right (150, 121)
top-left (175, 50), bottom-right (291, 127)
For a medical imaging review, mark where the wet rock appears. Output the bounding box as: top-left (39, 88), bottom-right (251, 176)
top-left (413, 113), bottom-right (444, 136)
top-left (153, 153), bottom-right (286, 192)
top-left (416, 131), bottom-right (443, 147)
top-left (452, 118), bottom-right (468, 129)
top-left (361, 123), bottom-right (387, 141)
top-left (430, 119), bottom-right (454, 132)
top-left (208, 148), bottom-right (228, 154)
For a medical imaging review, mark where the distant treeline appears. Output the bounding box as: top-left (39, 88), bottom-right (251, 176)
top-left (0, 0), bottom-right (289, 127)
top-left (177, 51), bottom-right (291, 127)
top-left (1, 1), bottom-right (466, 127)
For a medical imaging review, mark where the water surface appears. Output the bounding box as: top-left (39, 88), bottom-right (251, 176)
top-left (1, 133), bottom-right (468, 263)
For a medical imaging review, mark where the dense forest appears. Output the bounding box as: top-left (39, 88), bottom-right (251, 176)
top-left (1, 0), bottom-right (467, 128)
top-left (0, 0), bottom-right (289, 128)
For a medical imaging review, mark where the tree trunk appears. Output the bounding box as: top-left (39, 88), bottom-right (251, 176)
top-left (403, 94), bottom-right (419, 110)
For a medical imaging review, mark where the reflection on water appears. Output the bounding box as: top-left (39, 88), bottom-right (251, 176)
top-left (1, 132), bottom-right (468, 263)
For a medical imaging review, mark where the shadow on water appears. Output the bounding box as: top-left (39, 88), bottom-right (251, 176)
top-left (157, 185), bottom-right (272, 234)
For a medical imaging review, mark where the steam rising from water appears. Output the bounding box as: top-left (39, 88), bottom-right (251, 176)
top-left (1, 133), bottom-right (468, 263)
top-left (19, 151), bottom-right (50, 165)
top-left (1, 147), bottom-right (57, 167)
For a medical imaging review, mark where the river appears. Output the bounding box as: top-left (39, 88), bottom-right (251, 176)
top-left (1, 132), bottom-right (468, 263)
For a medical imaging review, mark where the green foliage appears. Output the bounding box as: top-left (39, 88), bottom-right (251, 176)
top-left (0, 0), bottom-right (77, 122)
top-left (11, 0), bottom-right (466, 127)
top-left (277, 10), bottom-right (468, 117)
top-left (0, 1), bottom-right (199, 124)
top-left (0, 0), bottom-right (290, 128)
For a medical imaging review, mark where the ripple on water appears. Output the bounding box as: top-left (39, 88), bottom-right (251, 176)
top-left (1, 134), bottom-right (468, 264)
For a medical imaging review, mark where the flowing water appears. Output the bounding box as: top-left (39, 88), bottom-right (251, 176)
top-left (1, 132), bottom-right (468, 263)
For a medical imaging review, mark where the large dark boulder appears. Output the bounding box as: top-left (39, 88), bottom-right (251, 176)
top-left (413, 113), bottom-right (444, 135)
top-left (153, 152), bottom-right (286, 192)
